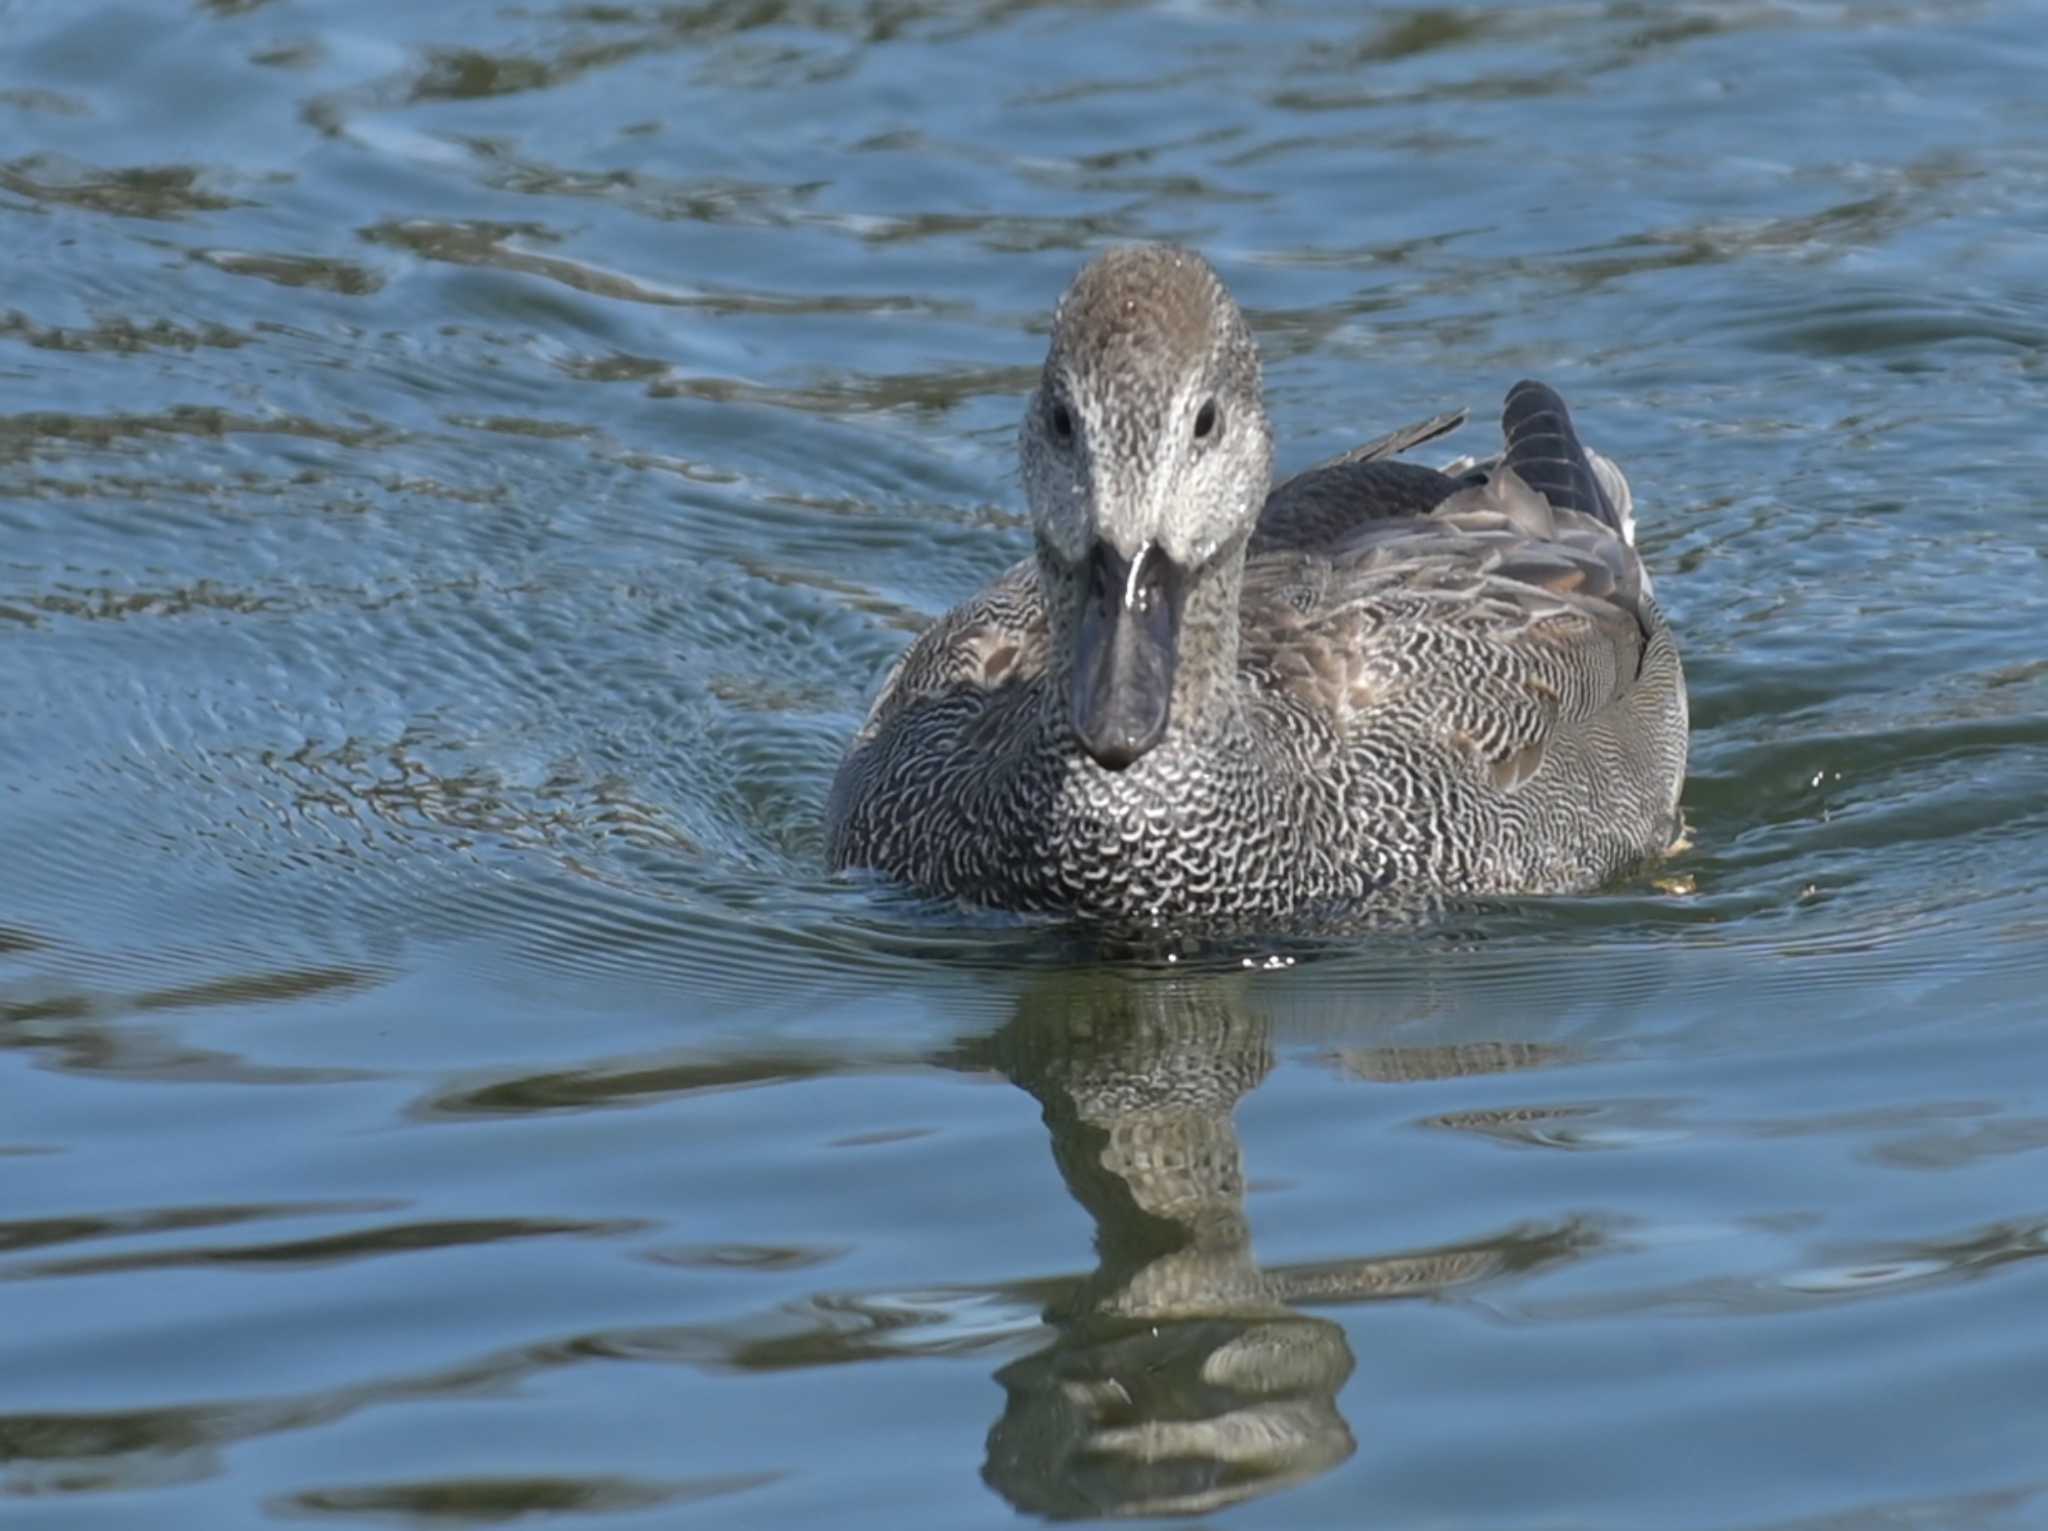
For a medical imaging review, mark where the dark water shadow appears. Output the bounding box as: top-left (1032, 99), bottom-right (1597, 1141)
top-left (0, 937), bottom-right (386, 1087)
top-left (266, 1469), bottom-right (780, 1523)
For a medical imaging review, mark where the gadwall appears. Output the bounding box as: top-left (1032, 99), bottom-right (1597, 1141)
top-left (827, 245), bottom-right (1687, 924)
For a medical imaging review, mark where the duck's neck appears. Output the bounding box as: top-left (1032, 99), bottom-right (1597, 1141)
top-left (1165, 537), bottom-right (1250, 736)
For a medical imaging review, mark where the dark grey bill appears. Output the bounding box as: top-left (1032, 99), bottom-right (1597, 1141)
top-left (1070, 541), bottom-right (1187, 770)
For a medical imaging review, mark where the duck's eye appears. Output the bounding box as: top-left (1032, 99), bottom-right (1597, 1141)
top-left (1050, 401), bottom-right (1074, 441)
top-left (1193, 398), bottom-right (1219, 441)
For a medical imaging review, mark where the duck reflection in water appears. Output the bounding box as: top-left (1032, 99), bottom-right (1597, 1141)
top-left (954, 971), bottom-right (1584, 1520)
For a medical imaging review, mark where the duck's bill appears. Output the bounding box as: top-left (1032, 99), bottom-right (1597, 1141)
top-left (1070, 541), bottom-right (1187, 770)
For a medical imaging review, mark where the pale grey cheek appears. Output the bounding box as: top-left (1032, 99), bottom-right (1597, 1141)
top-left (1160, 459), bottom-right (1239, 564)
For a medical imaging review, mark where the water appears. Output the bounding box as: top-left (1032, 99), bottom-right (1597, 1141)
top-left (4, 1), bottom-right (2047, 1525)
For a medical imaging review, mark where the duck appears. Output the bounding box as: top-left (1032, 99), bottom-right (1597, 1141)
top-left (826, 244), bottom-right (1687, 926)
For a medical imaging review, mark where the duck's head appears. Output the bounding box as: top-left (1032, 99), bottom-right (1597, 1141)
top-left (1019, 245), bottom-right (1273, 771)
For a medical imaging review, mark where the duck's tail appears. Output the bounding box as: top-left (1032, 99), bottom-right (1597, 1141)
top-left (1501, 380), bottom-right (1635, 545)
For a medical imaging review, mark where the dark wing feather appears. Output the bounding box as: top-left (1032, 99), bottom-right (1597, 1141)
top-left (1253, 406), bottom-right (1471, 555)
top-left (1316, 406), bottom-right (1469, 469)
top-left (1500, 378), bottom-right (1624, 535)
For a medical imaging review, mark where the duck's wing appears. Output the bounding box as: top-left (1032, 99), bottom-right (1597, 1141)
top-left (844, 558), bottom-right (1049, 750)
top-left (1241, 383), bottom-right (1656, 789)
top-left (1252, 407), bottom-right (1469, 553)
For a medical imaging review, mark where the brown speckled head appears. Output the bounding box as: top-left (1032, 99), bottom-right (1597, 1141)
top-left (1019, 245), bottom-right (1273, 571)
